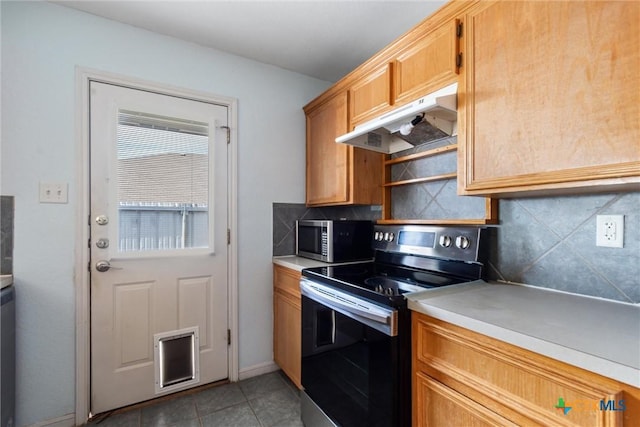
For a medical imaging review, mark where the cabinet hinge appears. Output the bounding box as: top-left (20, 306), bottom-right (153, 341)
top-left (227, 229), bottom-right (231, 245)
top-left (456, 53), bottom-right (463, 68)
top-left (88, 261), bottom-right (91, 272)
top-left (457, 22), bottom-right (463, 38)
top-left (227, 329), bottom-right (231, 346)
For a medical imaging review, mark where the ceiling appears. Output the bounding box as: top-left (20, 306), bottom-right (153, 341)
top-left (53, 0), bottom-right (447, 82)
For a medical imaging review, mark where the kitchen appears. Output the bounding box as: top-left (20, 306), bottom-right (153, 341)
top-left (1, 1), bottom-right (639, 427)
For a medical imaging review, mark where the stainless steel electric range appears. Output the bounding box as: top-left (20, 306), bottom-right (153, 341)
top-left (300, 224), bottom-right (489, 427)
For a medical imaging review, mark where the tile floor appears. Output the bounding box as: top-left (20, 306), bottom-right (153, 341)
top-left (87, 371), bottom-right (303, 427)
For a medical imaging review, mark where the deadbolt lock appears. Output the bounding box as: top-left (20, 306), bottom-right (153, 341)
top-left (95, 238), bottom-right (109, 249)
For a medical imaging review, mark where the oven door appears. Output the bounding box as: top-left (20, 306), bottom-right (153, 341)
top-left (301, 280), bottom-right (408, 427)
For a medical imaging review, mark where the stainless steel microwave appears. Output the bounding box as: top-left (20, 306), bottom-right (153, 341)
top-left (296, 220), bottom-right (373, 263)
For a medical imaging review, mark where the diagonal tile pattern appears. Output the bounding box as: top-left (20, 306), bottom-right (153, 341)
top-left (389, 137), bottom-right (486, 221)
top-left (490, 191), bottom-right (640, 303)
top-left (87, 371), bottom-right (302, 427)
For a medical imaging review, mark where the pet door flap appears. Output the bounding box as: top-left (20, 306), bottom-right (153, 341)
top-left (154, 326), bottom-right (200, 394)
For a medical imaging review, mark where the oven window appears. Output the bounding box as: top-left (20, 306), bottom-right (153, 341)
top-left (302, 295), bottom-right (399, 427)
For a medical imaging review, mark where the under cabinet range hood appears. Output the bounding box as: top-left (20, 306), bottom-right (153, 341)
top-left (336, 83), bottom-right (458, 154)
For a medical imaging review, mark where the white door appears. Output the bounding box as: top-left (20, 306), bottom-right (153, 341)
top-left (89, 81), bottom-right (229, 414)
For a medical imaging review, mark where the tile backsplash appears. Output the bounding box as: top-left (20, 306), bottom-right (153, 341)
top-left (1, 195), bottom-right (15, 274)
top-left (273, 191), bottom-right (639, 304)
top-left (488, 191), bottom-right (639, 304)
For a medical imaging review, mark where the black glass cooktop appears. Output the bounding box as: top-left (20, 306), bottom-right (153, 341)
top-left (301, 261), bottom-right (472, 308)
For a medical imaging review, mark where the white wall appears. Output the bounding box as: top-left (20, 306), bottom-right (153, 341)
top-left (1, 2), bottom-right (329, 425)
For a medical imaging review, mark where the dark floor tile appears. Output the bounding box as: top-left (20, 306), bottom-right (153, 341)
top-left (239, 371), bottom-right (288, 401)
top-left (249, 388), bottom-right (300, 427)
top-left (276, 371), bottom-right (300, 397)
top-left (270, 415), bottom-right (304, 427)
top-left (87, 409), bottom-right (140, 427)
top-left (193, 382), bottom-right (247, 417)
top-left (200, 402), bottom-right (261, 427)
top-left (85, 371), bottom-right (299, 427)
top-left (141, 395), bottom-right (198, 427)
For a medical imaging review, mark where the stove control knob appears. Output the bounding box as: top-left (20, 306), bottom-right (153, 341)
top-left (455, 235), bottom-right (471, 249)
top-left (374, 231), bottom-right (382, 241)
top-left (439, 235), bottom-right (452, 248)
top-left (385, 232), bottom-right (395, 242)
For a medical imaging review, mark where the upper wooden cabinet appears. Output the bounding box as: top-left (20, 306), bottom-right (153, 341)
top-left (349, 63), bottom-right (392, 127)
top-left (458, 1), bottom-right (640, 196)
top-left (347, 17), bottom-right (462, 129)
top-left (394, 18), bottom-right (461, 106)
top-left (305, 92), bottom-right (383, 206)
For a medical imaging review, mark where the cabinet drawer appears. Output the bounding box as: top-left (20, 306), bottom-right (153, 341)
top-left (413, 314), bottom-right (624, 427)
top-left (273, 264), bottom-right (302, 297)
top-left (414, 371), bottom-right (517, 427)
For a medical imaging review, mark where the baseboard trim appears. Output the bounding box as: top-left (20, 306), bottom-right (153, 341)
top-left (26, 413), bottom-right (75, 427)
top-left (238, 361), bottom-right (279, 381)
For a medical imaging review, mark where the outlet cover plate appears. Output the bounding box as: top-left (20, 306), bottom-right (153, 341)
top-left (596, 215), bottom-right (624, 248)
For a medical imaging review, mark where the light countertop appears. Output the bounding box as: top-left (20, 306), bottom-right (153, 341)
top-left (407, 280), bottom-right (640, 388)
top-left (0, 274), bottom-right (13, 289)
top-left (272, 255), bottom-right (372, 272)
top-left (272, 256), bottom-right (334, 272)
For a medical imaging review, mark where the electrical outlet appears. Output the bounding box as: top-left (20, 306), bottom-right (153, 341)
top-left (39, 182), bottom-right (68, 204)
top-left (596, 215), bottom-right (624, 248)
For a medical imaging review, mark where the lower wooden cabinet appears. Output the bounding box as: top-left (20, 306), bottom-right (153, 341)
top-left (412, 312), bottom-right (639, 426)
top-left (273, 264), bottom-right (302, 388)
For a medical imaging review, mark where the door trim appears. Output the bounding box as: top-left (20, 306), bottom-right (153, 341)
top-left (74, 67), bottom-right (239, 424)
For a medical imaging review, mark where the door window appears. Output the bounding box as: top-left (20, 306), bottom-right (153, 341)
top-left (116, 110), bottom-right (210, 253)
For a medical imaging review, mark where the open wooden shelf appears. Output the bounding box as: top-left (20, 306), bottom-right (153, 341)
top-left (380, 143), bottom-right (498, 225)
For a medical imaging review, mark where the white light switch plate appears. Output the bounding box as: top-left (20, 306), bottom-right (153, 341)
top-left (596, 215), bottom-right (624, 248)
top-left (39, 182), bottom-right (68, 204)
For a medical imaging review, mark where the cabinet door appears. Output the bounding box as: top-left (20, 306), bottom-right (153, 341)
top-left (349, 63), bottom-right (392, 127)
top-left (394, 19), bottom-right (460, 105)
top-left (459, 1), bottom-right (640, 196)
top-left (273, 265), bottom-right (302, 388)
top-left (273, 289), bottom-right (301, 389)
top-left (306, 92), bottom-right (350, 205)
top-left (414, 372), bottom-right (517, 427)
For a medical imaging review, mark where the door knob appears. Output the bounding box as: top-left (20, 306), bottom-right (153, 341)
top-left (96, 260), bottom-right (112, 272)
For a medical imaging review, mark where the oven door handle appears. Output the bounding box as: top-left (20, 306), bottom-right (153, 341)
top-left (301, 279), bottom-right (397, 336)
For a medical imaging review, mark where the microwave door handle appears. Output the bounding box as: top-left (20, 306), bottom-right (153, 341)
top-left (301, 280), bottom-right (391, 325)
